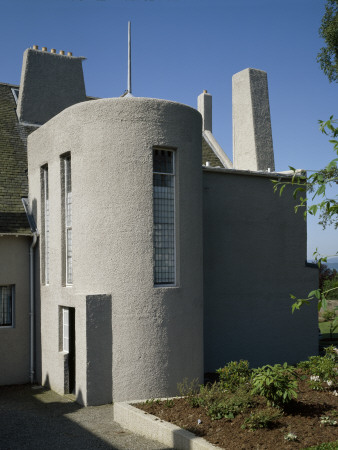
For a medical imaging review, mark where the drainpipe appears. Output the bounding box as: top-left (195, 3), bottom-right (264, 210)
top-left (30, 231), bottom-right (38, 384)
top-left (22, 198), bottom-right (38, 385)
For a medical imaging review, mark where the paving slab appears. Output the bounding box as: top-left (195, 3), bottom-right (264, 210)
top-left (0, 385), bottom-right (171, 450)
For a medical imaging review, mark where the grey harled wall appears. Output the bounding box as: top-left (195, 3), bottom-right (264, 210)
top-left (0, 236), bottom-right (30, 385)
top-left (203, 169), bottom-right (318, 371)
top-left (17, 49), bottom-right (86, 125)
top-left (28, 97), bottom-right (204, 404)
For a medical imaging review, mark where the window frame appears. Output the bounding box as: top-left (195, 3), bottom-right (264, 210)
top-left (41, 165), bottom-right (49, 285)
top-left (61, 154), bottom-right (72, 286)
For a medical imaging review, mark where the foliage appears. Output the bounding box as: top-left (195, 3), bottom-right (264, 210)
top-left (203, 384), bottom-right (254, 420)
top-left (322, 277), bottom-right (338, 300)
top-left (298, 346), bottom-right (338, 390)
top-left (164, 398), bottom-right (174, 408)
top-left (317, 0), bottom-right (338, 83)
top-left (304, 442), bottom-right (338, 450)
top-left (145, 398), bottom-right (161, 405)
top-left (323, 310), bottom-right (337, 321)
top-left (177, 378), bottom-right (201, 407)
top-left (251, 363), bottom-right (298, 407)
top-left (320, 264), bottom-right (338, 290)
top-left (241, 407), bottom-right (282, 431)
top-left (322, 309), bottom-right (338, 339)
top-left (216, 360), bottom-right (252, 392)
top-left (320, 416), bottom-right (337, 426)
top-left (272, 117), bottom-right (338, 314)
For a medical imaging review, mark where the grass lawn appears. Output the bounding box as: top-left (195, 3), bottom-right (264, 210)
top-left (319, 321), bottom-right (338, 341)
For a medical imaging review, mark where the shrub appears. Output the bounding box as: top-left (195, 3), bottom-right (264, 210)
top-left (323, 310), bottom-right (337, 322)
top-left (177, 378), bottom-right (201, 407)
top-left (322, 275), bottom-right (338, 300)
top-left (205, 385), bottom-right (254, 420)
top-left (251, 363), bottom-right (298, 407)
top-left (216, 360), bottom-right (252, 392)
top-left (241, 407), bottom-right (282, 430)
top-left (303, 347), bottom-right (338, 390)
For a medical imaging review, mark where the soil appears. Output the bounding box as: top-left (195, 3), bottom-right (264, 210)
top-left (136, 374), bottom-right (338, 449)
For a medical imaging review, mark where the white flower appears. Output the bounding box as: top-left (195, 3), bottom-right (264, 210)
top-left (326, 380), bottom-right (333, 386)
top-left (333, 390), bottom-right (338, 396)
top-left (197, 419), bottom-right (202, 424)
top-left (284, 432), bottom-right (298, 441)
top-left (310, 375), bottom-right (320, 382)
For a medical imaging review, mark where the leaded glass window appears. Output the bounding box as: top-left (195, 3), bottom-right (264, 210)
top-left (0, 286), bottom-right (13, 327)
top-left (153, 149), bottom-right (175, 285)
top-left (42, 166), bottom-right (49, 284)
top-left (64, 156), bottom-right (72, 285)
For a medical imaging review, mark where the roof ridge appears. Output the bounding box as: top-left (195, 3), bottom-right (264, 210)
top-left (0, 82), bottom-right (19, 88)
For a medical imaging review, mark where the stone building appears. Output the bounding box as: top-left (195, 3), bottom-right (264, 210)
top-left (0, 46), bottom-right (318, 405)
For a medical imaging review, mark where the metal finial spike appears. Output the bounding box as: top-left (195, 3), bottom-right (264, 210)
top-left (128, 21), bottom-right (131, 94)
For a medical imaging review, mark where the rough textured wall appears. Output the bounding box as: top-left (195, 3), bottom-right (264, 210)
top-left (232, 68), bottom-right (275, 171)
top-left (0, 236), bottom-right (30, 385)
top-left (203, 169), bottom-right (318, 371)
top-left (28, 97), bottom-right (203, 404)
top-left (17, 49), bottom-right (86, 125)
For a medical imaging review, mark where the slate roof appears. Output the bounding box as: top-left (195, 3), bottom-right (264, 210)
top-left (0, 83), bottom-right (35, 234)
top-left (202, 135), bottom-right (224, 167)
top-left (0, 82), bottom-right (97, 234)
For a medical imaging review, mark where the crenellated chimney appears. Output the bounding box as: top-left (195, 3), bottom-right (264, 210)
top-left (232, 68), bottom-right (275, 172)
top-left (17, 46), bottom-right (87, 125)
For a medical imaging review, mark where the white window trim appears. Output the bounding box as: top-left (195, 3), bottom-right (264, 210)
top-left (153, 149), bottom-right (177, 287)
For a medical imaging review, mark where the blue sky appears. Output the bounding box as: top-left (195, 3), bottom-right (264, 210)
top-left (1, 0), bottom-right (337, 259)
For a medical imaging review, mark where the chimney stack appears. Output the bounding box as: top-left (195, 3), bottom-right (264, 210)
top-left (197, 90), bottom-right (212, 132)
top-left (232, 68), bottom-right (275, 172)
top-left (17, 47), bottom-right (86, 125)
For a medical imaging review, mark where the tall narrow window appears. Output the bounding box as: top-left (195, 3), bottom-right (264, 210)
top-left (62, 155), bottom-right (72, 285)
top-left (62, 307), bottom-right (69, 353)
top-left (153, 149), bottom-right (176, 286)
top-left (0, 286), bottom-right (14, 327)
top-left (41, 166), bottom-right (49, 284)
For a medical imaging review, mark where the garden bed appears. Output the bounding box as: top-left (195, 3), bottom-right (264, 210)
top-left (136, 353), bottom-right (338, 449)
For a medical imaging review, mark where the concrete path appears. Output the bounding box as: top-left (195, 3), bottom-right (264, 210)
top-left (0, 385), bottom-right (172, 450)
